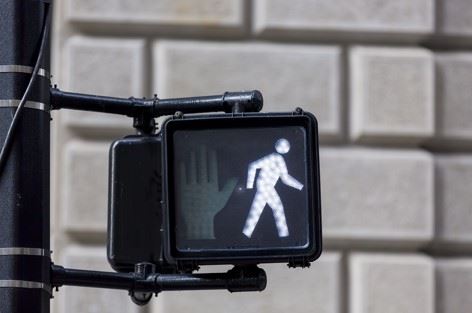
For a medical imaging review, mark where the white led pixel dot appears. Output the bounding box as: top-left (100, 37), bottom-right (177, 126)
top-left (243, 138), bottom-right (304, 238)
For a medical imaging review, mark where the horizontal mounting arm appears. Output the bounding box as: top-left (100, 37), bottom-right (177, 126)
top-left (50, 87), bottom-right (263, 117)
top-left (51, 264), bottom-right (266, 294)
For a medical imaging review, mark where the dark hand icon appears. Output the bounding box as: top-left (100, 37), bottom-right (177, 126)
top-left (178, 146), bottom-right (237, 239)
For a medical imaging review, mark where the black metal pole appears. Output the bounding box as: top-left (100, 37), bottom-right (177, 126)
top-left (0, 1), bottom-right (51, 312)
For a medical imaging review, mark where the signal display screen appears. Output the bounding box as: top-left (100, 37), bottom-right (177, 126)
top-left (170, 124), bottom-right (313, 255)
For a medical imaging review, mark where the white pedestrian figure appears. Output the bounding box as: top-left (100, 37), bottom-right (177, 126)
top-left (243, 138), bottom-right (303, 238)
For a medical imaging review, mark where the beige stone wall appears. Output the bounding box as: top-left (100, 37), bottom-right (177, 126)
top-left (50, 1), bottom-right (472, 312)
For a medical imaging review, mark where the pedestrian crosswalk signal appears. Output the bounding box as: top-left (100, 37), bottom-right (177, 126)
top-left (162, 112), bottom-right (322, 267)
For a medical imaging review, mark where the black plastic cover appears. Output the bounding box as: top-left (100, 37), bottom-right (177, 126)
top-left (107, 135), bottom-right (163, 272)
top-left (161, 112), bottom-right (322, 267)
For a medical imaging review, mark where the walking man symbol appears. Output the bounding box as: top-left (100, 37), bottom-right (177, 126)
top-left (243, 138), bottom-right (304, 238)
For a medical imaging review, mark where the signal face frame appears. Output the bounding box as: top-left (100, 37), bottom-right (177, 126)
top-left (162, 112), bottom-right (322, 267)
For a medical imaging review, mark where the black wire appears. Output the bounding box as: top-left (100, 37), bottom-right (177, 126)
top-left (0, 3), bottom-right (52, 175)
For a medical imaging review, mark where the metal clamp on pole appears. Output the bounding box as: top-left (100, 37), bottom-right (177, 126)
top-left (51, 263), bottom-right (266, 306)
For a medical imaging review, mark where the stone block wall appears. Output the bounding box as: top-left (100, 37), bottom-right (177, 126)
top-left (50, 1), bottom-right (472, 312)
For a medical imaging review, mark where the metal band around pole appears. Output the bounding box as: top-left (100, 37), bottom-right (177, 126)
top-left (0, 280), bottom-right (51, 294)
top-left (0, 65), bottom-right (50, 79)
top-left (0, 99), bottom-right (48, 111)
top-left (0, 247), bottom-right (51, 257)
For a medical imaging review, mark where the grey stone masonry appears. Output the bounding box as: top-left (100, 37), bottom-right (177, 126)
top-left (350, 46), bottom-right (434, 144)
top-left (61, 141), bottom-right (109, 234)
top-left (321, 148), bottom-right (434, 247)
top-left (155, 41), bottom-right (342, 141)
top-left (437, 0), bottom-right (472, 37)
top-left (435, 53), bottom-right (472, 143)
top-left (436, 259), bottom-right (472, 313)
top-left (65, 0), bottom-right (245, 33)
top-left (50, 0), bottom-right (472, 312)
top-left (63, 36), bottom-right (145, 132)
top-left (254, 0), bottom-right (434, 40)
top-left (158, 252), bottom-right (342, 313)
top-left (435, 155), bottom-right (472, 245)
top-left (350, 253), bottom-right (434, 313)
